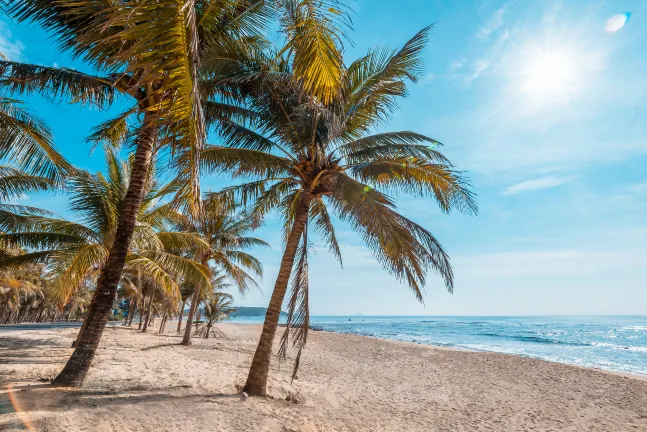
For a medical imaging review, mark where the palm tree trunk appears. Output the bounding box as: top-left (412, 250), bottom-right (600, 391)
top-left (181, 284), bottom-right (201, 346)
top-left (138, 293), bottom-right (147, 330)
top-left (243, 192), bottom-right (311, 396)
top-left (51, 115), bottom-right (157, 388)
top-left (181, 255), bottom-right (209, 346)
top-left (127, 302), bottom-right (136, 326)
top-left (176, 298), bottom-right (187, 333)
top-left (72, 287), bottom-right (101, 348)
top-left (142, 297), bottom-right (153, 333)
top-left (158, 313), bottom-right (167, 334)
top-left (124, 298), bottom-right (134, 325)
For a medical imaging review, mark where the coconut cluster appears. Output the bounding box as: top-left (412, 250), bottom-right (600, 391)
top-left (295, 158), bottom-right (342, 175)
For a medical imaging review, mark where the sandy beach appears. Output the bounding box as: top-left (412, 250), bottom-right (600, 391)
top-left (1, 323), bottom-right (646, 431)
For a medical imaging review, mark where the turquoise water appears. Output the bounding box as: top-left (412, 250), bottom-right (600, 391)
top-left (230, 315), bottom-right (647, 376)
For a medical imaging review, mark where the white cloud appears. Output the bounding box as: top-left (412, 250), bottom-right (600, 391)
top-left (502, 176), bottom-right (572, 195)
top-left (0, 21), bottom-right (24, 61)
top-left (477, 7), bottom-right (505, 39)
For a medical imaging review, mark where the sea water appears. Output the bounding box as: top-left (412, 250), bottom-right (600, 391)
top-left (230, 315), bottom-right (647, 376)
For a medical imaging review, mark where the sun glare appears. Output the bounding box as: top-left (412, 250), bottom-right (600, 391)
top-left (522, 50), bottom-right (576, 97)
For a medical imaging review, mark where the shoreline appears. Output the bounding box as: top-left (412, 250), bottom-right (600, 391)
top-left (2, 324), bottom-right (646, 431)
top-left (224, 321), bottom-right (647, 382)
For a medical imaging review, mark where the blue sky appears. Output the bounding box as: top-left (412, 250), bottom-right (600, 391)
top-left (2, 0), bottom-right (646, 315)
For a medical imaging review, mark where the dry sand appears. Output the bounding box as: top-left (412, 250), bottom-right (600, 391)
top-left (1, 323), bottom-right (647, 431)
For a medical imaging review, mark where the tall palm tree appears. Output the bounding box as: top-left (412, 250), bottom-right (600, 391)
top-left (179, 201), bottom-right (268, 346)
top-left (0, 0), bottom-right (347, 387)
top-left (202, 27), bottom-right (478, 395)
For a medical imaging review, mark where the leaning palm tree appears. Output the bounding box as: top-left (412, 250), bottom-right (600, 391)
top-left (0, 150), bottom-right (212, 334)
top-left (0, 0), bottom-right (348, 387)
top-left (179, 201), bottom-right (268, 346)
top-left (203, 27), bottom-right (478, 395)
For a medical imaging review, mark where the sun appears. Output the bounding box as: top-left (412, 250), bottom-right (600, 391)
top-left (521, 49), bottom-right (576, 96)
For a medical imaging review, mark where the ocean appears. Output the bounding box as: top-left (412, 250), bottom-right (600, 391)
top-left (229, 315), bottom-right (647, 376)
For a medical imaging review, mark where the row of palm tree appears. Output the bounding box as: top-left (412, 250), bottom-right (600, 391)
top-left (0, 0), bottom-right (477, 397)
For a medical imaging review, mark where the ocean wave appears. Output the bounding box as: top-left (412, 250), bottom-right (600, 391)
top-left (477, 332), bottom-right (592, 346)
top-left (591, 342), bottom-right (647, 352)
top-left (621, 326), bottom-right (647, 331)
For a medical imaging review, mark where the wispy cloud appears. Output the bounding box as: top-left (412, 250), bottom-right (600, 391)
top-left (477, 7), bottom-right (505, 39)
top-left (629, 181), bottom-right (647, 192)
top-left (503, 176), bottom-right (572, 195)
top-left (450, 59), bottom-right (465, 71)
top-left (466, 59), bottom-right (490, 83)
top-left (0, 21), bottom-right (24, 61)
top-left (455, 247), bottom-right (647, 279)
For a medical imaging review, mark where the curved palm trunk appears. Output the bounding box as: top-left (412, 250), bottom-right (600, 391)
top-left (51, 115), bottom-right (157, 388)
top-left (142, 297), bottom-right (153, 333)
top-left (138, 293), bottom-right (146, 330)
top-left (124, 298), bottom-right (134, 325)
top-left (176, 298), bottom-right (187, 333)
top-left (158, 313), bottom-right (167, 334)
top-left (72, 287), bottom-right (101, 348)
top-left (243, 192), bottom-right (311, 396)
top-left (127, 304), bottom-right (136, 326)
top-left (181, 256), bottom-right (208, 346)
top-left (181, 284), bottom-right (202, 346)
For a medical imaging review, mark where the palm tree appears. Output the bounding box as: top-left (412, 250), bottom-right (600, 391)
top-left (0, 0), bottom-right (347, 387)
top-left (196, 288), bottom-right (236, 339)
top-left (202, 27), bottom-right (478, 395)
top-left (176, 282), bottom-right (195, 333)
top-left (179, 202), bottom-right (268, 346)
top-left (0, 150), bottom-right (212, 334)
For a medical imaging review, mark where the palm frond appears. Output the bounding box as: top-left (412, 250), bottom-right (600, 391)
top-left (0, 166), bottom-right (55, 200)
top-left (0, 250), bottom-right (57, 268)
top-left (343, 27), bottom-right (431, 136)
top-left (328, 172), bottom-right (454, 297)
top-left (0, 97), bottom-right (72, 180)
top-left (280, 0), bottom-right (349, 104)
top-left (53, 244), bottom-right (108, 304)
top-left (133, 250), bottom-right (212, 289)
top-left (278, 225), bottom-right (310, 381)
top-left (0, 61), bottom-right (115, 107)
top-left (201, 145), bottom-right (292, 178)
top-left (310, 197), bottom-right (341, 266)
top-left (350, 160), bottom-right (478, 214)
top-left (86, 108), bottom-right (136, 151)
top-left (0, 232), bottom-right (87, 251)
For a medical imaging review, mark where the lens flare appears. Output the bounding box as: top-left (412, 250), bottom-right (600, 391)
top-left (605, 13), bottom-right (631, 33)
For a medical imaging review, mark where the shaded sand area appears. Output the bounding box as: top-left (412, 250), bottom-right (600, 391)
top-left (1, 324), bottom-right (647, 431)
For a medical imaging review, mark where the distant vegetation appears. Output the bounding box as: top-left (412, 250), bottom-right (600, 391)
top-left (230, 307), bottom-right (286, 317)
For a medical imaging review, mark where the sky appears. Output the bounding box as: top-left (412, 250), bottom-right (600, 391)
top-left (2, 0), bottom-right (646, 316)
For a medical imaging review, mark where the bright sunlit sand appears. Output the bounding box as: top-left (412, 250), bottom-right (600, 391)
top-left (2, 325), bottom-right (647, 432)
